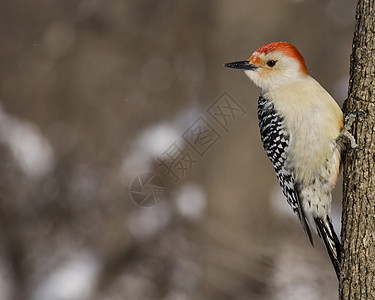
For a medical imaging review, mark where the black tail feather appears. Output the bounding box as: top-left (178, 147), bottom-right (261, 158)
top-left (299, 211), bottom-right (314, 246)
top-left (314, 217), bottom-right (341, 279)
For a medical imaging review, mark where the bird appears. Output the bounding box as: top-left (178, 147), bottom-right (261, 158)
top-left (225, 41), bottom-right (345, 278)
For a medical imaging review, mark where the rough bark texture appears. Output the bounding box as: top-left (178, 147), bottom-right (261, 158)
top-left (340, 0), bottom-right (375, 299)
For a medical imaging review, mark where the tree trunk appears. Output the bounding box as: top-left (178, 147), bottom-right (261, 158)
top-left (340, 0), bottom-right (375, 299)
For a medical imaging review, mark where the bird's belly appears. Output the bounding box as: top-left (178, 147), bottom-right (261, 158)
top-left (286, 122), bottom-right (340, 187)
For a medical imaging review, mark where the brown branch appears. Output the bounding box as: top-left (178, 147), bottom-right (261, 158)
top-left (340, 0), bottom-right (375, 298)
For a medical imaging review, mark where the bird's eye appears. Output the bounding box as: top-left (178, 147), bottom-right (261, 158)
top-left (267, 60), bottom-right (277, 67)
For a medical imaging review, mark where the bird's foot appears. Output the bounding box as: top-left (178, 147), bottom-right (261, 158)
top-left (337, 111), bottom-right (364, 150)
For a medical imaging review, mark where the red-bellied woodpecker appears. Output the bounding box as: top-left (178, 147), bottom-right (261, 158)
top-left (225, 41), bottom-right (352, 279)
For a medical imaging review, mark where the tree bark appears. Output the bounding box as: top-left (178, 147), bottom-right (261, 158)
top-left (340, 0), bottom-right (375, 299)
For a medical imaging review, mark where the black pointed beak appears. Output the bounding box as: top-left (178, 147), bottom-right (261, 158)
top-left (224, 60), bottom-right (258, 70)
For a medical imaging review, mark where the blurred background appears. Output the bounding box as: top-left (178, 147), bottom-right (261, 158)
top-left (0, 0), bottom-right (357, 299)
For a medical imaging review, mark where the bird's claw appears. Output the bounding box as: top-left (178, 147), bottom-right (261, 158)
top-left (339, 111), bottom-right (363, 151)
top-left (344, 110), bottom-right (365, 124)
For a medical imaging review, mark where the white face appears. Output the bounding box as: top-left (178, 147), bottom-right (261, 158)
top-left (244, 51), bottom-right (307, 91)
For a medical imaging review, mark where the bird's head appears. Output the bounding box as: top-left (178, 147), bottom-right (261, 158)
top-left (225, 42), bottom-right (309, 91)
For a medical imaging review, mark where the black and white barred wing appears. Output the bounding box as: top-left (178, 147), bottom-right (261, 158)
top-left (257, 95), bottom-right (313, 244)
